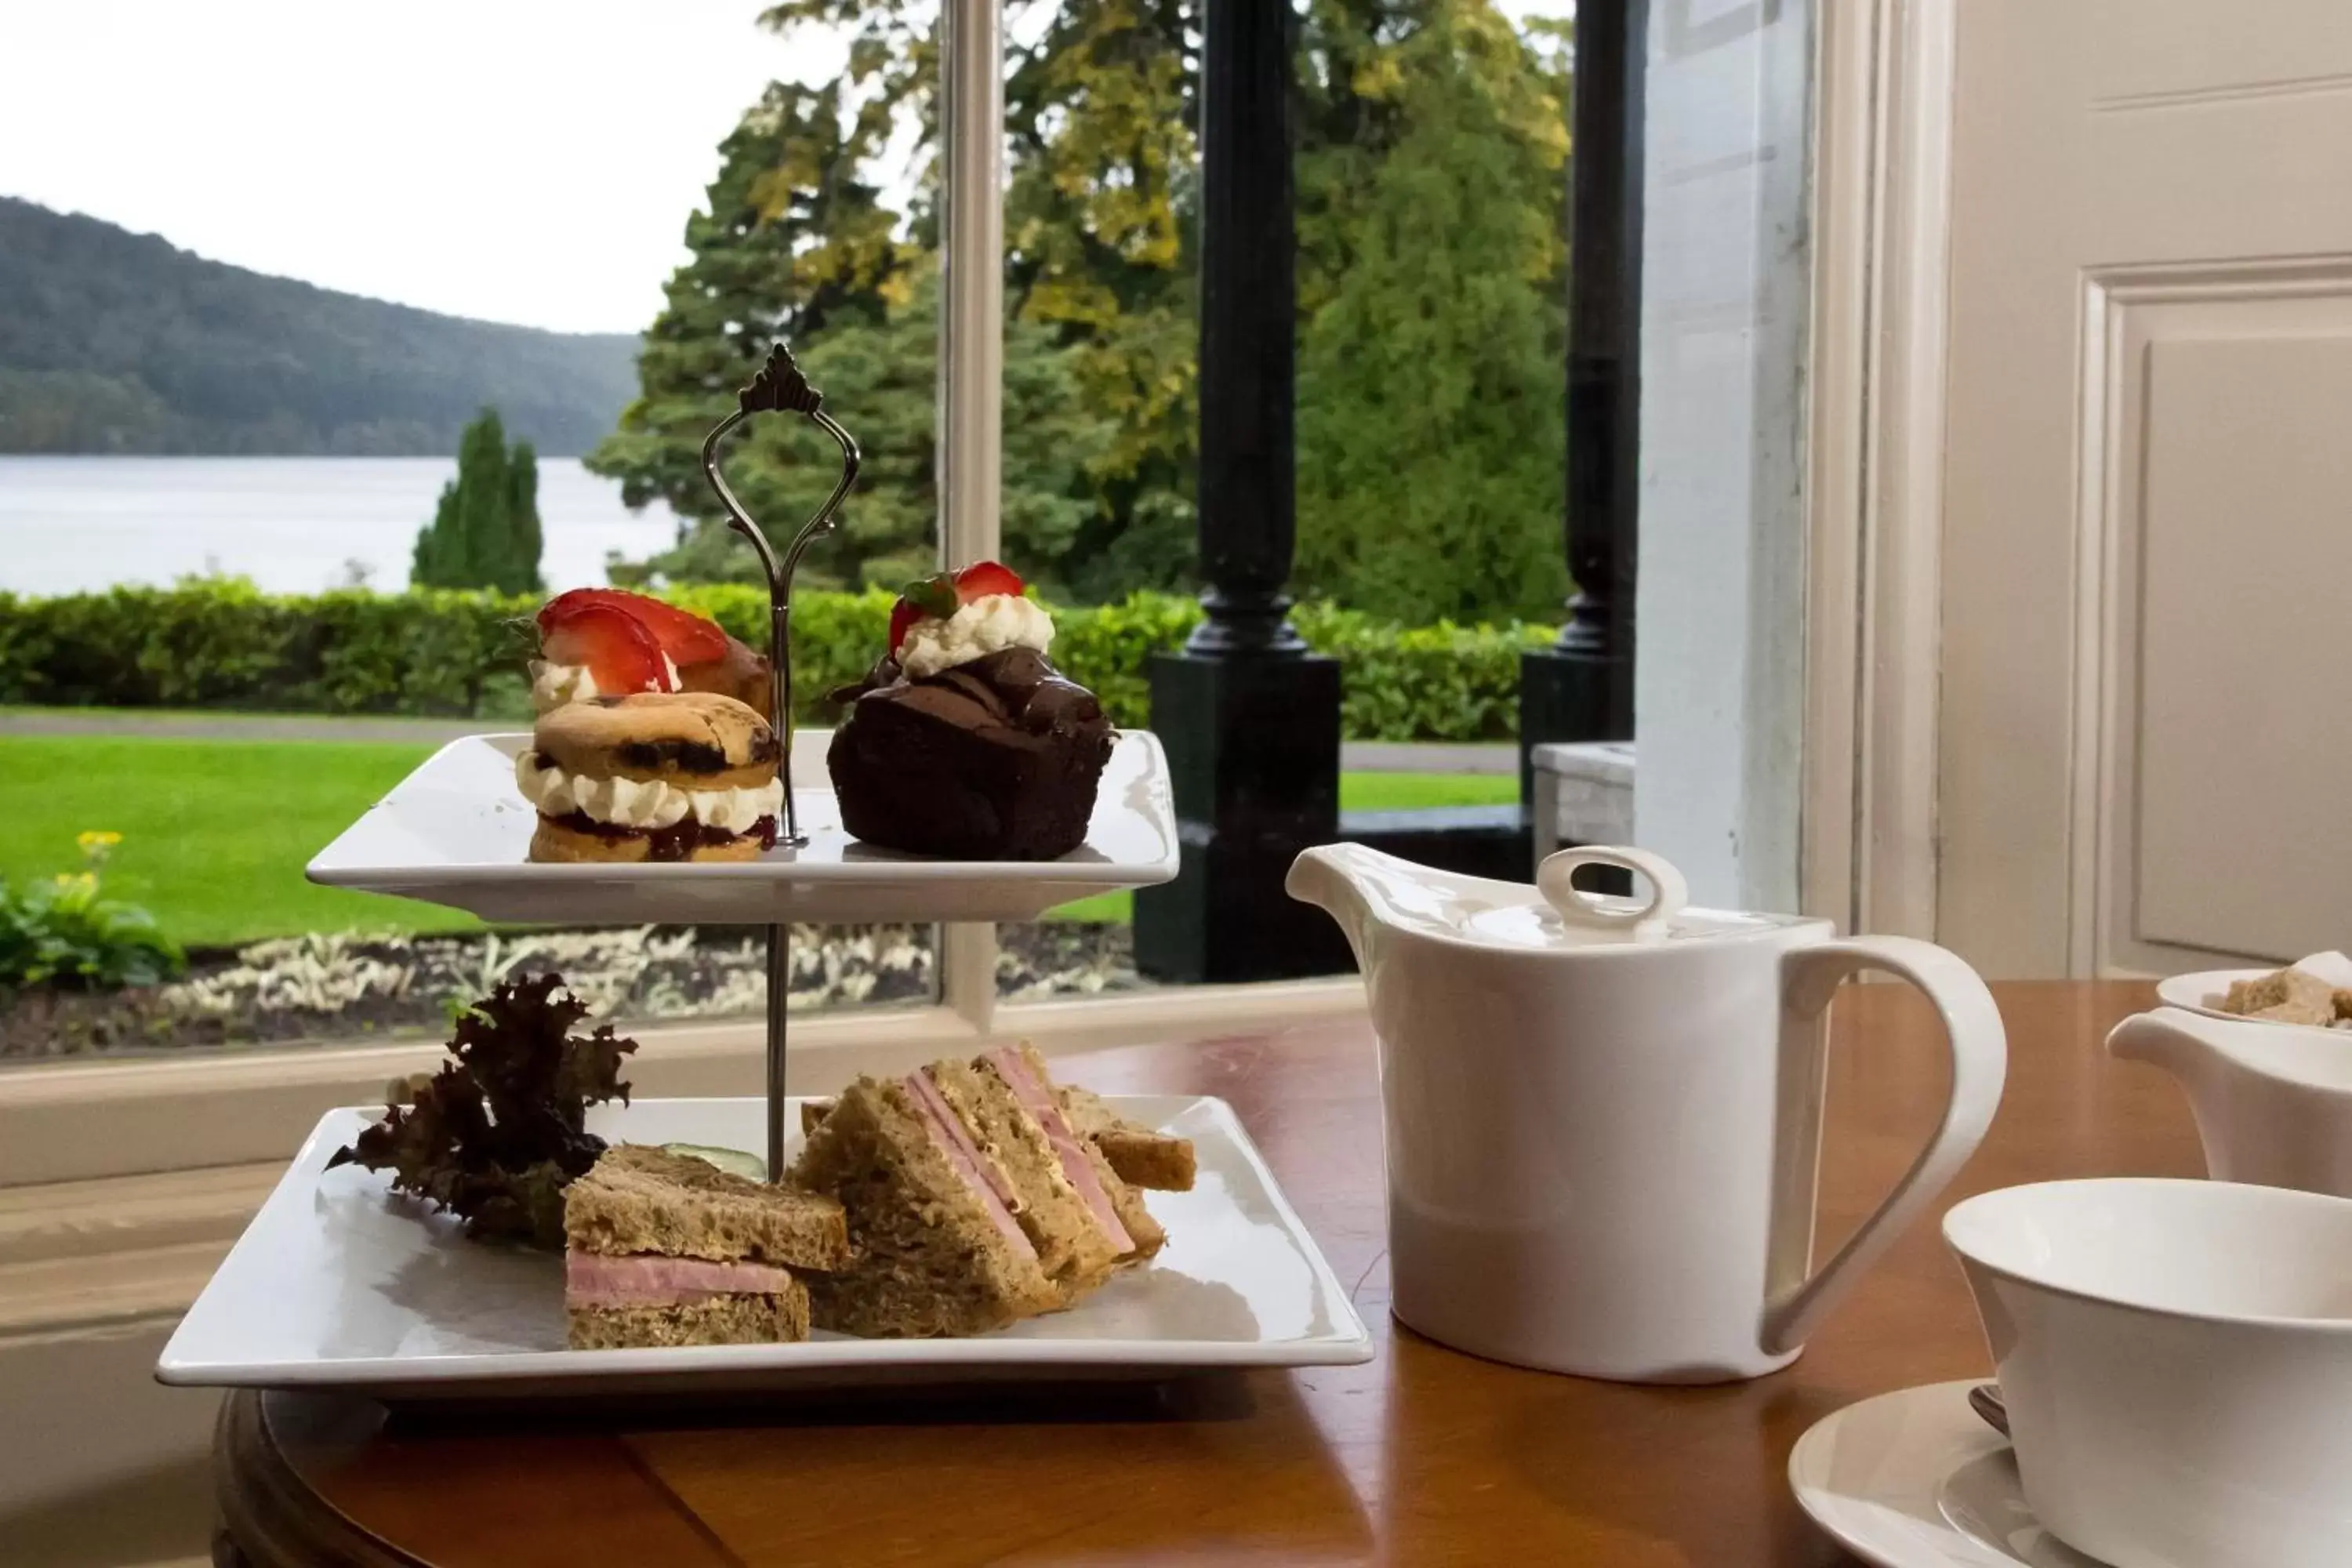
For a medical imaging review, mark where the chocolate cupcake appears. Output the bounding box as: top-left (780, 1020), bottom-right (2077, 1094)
top-left (827, 563), bottom-right (1113, 860)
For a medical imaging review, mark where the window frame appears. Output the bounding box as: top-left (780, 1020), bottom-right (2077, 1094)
top-left (0, 0), bottom-right (1365, 1192)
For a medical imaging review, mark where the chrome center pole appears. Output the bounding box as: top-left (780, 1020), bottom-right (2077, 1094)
top-left (699, 343), bottom-right (861, 1182)
top-left (764, 923), bottom-right (789, 1181)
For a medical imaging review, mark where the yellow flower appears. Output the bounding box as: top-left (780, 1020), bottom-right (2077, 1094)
top-left (52, 871), bottom-right (98, 893)
top-left (78, 829), bottom-right (124, 852)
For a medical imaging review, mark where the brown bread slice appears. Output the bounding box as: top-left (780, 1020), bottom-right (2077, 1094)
top-left (567, 1283), bottom-right (809, 1350)
top-left (1048, 1067), bottom-right (1197, 1193)
top-left (924, 1057), bottom-right (1123, 1294)
top-left (804, 1075), bottom-right (1197, 1192)
top-left (789, 1077), bottom-right (1061, 1338)
top-left (1095, 1126), bottom-right (1196, 1192)
top-left (975, 1044), bottom-right (1166, 1269)
top-left (564, 1144), bottom-right (850, 1269)
top-left (1095, 1138), bottom-right (1165, 1265)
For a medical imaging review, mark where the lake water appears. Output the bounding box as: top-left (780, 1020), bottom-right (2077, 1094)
top-left (0, 456), bottom-right (682, 596)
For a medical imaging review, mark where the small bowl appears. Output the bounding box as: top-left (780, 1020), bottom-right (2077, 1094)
top-left (1944, 1178), bottom-right (2352, 1568)
top-left (2155, 959), bottom-right (2352, 1028)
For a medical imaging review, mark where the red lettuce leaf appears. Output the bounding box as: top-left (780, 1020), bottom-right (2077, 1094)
top-left (327, 973), bottom-right (637, 1248)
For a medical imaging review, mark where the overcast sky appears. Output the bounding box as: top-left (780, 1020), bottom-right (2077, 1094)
top-left (1, 2), bottom-right (1569, 338)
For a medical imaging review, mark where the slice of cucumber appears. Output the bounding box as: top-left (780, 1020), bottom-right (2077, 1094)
top-left (661, 1142), bottom-right (767, 1181)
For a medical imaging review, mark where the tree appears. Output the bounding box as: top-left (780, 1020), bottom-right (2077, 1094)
top-left (598, 0), bottom-right (1575, 624)
top-left (583, 79), bottom-right (906, 539)
top-left (506, 439), bottom-right (543, 591)
top-left (999, 0), bottom-right (1201, 601)
top-left (412, 408), bottom-right (544, 593)
top-left (619, 260), bottom-right (1118, 595)
top-left (1294, 2), bottom-right (1570, 622)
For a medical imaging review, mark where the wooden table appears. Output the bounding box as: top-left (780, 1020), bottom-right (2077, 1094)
top-left (213, 981), bottom-right (2197, 1566)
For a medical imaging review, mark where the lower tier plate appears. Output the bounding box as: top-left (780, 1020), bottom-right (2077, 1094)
top-left (156, 1094), bottom-right (1374, 1399)
top-left (306, 728), bottom-right (1177, 924)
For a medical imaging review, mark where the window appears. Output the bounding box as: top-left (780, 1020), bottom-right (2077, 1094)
top-left (1, 0), bottom-right (1830, 1190)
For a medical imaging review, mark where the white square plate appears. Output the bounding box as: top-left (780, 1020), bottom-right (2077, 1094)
top-left (306, 730), bottom-right (1178, 926)
top-left (157, 1096), bottom-right (1374, 1399)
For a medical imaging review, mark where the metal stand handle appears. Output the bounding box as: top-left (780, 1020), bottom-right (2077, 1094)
top-left (698, 343), bottom-right (862, 1182)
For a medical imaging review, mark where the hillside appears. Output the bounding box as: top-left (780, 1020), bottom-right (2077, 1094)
top-left (0, 198), bottom-right (639, 456)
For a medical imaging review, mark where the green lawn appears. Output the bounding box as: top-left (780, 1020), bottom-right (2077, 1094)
top-left (1339, 771), bottom-right (1518, 812)
top-left (1040, 768), bottom-right (1520, 923)
top-left (0, 737), bottom-right (480, 949)
top-left (0, 735), bottom-right (1520, 946)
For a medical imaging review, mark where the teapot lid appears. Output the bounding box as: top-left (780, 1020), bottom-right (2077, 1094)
top-left (1455, 846), bottom-right (1805, 948)
top-left (1301, 844), bottom-right (1813, 949)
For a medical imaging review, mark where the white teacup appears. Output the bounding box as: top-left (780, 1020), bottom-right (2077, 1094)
top-left (1945, 1178), bottom-right (2352, 1568)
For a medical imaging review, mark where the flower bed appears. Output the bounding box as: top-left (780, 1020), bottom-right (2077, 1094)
top-left (0, 922), bottom-right (1142, 1059)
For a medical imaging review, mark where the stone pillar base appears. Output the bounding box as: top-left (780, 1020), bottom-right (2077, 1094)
top-left (1134, 649), bottom-right (1352, 983)
top-left (1530, 739), bottom-right (1637, 868)
top-left (1518, 645), bottom-right (1633, 804)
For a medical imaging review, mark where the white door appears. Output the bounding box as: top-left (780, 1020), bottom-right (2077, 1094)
top-left (1936, 0), bottom-right (2352, 977)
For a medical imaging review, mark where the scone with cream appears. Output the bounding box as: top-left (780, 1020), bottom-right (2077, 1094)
top-left (519, 691), bottom-right (784, 863)
top-left (826, 561), bottom-right (1114, 861)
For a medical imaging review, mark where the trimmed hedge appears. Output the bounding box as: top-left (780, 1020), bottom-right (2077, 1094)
top-left (0, 583), bottom-right (1555, 742)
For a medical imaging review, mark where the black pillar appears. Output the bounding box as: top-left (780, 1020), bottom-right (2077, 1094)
top-left (1134, 0), bottom-right (1348, 984)
top-left (1520, 0), bottom-right (1646, 803)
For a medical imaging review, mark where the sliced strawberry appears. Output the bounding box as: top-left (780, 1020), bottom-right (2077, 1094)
top-left (887, 597), bottom-right (926, 655)
top-left (885, 562), bottom-right (1029, 654)
top-left (540, 602), bottom-right (673, 694)
top-left (539, 589), bottom-right (728, 666)
top-left (887, 572), bottom-right (957, 654)
top-left (953, 561), bottom-right (1025, 601)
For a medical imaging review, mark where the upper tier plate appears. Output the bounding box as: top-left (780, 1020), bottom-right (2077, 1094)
top-left (307, 728), bottom-right (1178, 924)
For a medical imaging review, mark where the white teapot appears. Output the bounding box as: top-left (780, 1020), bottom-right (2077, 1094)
top-left (2108, 969), bottom-right (2352, 1196)
top-left (1287, 842), bottom-right (2007, 1383)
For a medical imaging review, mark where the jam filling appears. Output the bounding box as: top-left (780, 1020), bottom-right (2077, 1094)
top-left (551, 811), bottom-right (777, 862)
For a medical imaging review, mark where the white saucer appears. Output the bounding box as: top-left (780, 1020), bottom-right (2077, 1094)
top-left (1788, 1381), bottom-right (2109, 1567)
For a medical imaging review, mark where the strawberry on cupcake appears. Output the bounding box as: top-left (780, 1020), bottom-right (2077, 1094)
top-left (884, 561), bottom-right (1045, 678)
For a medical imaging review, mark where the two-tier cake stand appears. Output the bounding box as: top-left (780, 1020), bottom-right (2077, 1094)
top-left (307, 344), bottom-right (1180, 1181)
top-left (172, 371), bottom-right (1373, 1396)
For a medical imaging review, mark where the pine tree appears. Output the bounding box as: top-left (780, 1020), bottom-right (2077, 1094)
top-left (505, 440), bottom-right (544, 593)
top-left (411, 408), bottom-right (543, 592)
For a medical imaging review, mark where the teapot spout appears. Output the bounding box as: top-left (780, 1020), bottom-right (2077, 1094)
top-left (2107, 1008), bottom-right (2220, 1080)
top-left (1285, 844), bottom-right (1381, 968)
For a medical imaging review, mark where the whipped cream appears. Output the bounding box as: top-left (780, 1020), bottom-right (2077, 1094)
top-left (529, 661), bottom-right (598, 713)
top-left (528, 654), bottom-right (682, 714)
top-left (514, 750), bottom-right (781, 834)
top-left (896, 593), bottom-right (1054, 680)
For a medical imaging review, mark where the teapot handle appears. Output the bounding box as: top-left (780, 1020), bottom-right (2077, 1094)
top-left (1758, 935), bottom-right (2008, 1355)
top-left (1536, 847), bottom-right (1689, 941)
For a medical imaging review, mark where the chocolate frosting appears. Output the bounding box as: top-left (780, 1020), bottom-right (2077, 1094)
top-left (826, 647), bottom-right (1116, 861)
top-left (831, 647), bottom-right (1112, 747)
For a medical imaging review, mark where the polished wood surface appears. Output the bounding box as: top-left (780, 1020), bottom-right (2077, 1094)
top-left (216, 982), bottom-right (2194, 1566)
